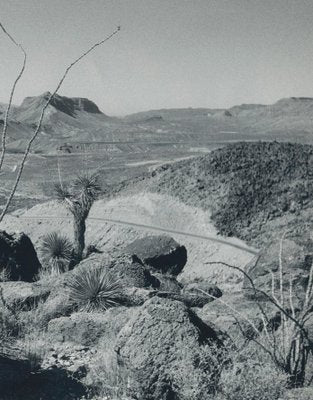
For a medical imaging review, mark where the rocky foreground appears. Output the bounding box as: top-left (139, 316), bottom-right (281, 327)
top-left (1, 226), bottom-right (313, 399)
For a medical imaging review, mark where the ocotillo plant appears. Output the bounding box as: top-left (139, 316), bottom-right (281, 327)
top-left (200, 235), bottom-right (313, 388)
top-left (0, 22), bottom-right (120, 223)
top-left (54, 173), bottom-right (101, 263)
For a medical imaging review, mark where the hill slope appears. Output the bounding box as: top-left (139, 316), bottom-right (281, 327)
top-left (111, 141), bottom-right (313, 245)
top-left (2, 193), bottom-right (255, 287)
top-left (4, 94), bottom-right (313, 153)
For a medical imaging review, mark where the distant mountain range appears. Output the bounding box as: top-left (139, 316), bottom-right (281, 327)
top-left (1, 93), bottom-right (313, 153)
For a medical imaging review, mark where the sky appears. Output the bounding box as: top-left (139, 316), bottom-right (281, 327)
top-left (1, 0), bottom-right (313, 115)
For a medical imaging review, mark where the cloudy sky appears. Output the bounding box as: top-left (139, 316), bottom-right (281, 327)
top-left (1, 0), bottom-right (313, 115)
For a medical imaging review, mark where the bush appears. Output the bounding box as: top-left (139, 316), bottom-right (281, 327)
top-left (85, 347), bottom-right (130, 399)
top-left (39, 232), bottom-right (73, 275)
top-left (171, 343), bottom-right (225, 400)
top-left (66, 267), bottom-right (122, 312)
top-left (217, 356), bottom-right (288, 400)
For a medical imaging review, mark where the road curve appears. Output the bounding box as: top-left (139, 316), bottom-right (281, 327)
top-left (15, 214), bottom-right (259, 255)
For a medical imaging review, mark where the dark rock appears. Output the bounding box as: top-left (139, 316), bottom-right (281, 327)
top-left (0, 230), bottom-right (41, 282)
top-left (115, 297), bottom-right (224, 400)
top-left (0, 354), bottom-right (31, 393)
top-left (124, 235), bottom-right (187, 276)
top-left (66, 253), bottom-right (158, 289)
top-left (11, 367), bottom-right (87, 400)
top-left (108, 253), bottom-right (158, 288)
top-left (152, 272), bottom-right (182, 293)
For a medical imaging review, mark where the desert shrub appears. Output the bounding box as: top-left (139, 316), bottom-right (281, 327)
top-left (66, 267), bottom-right (122, 312)
top-left (171, 343), bottom-right (227, 400)
top-left (39, 232), bottom-right (73, 275)
top-left (217, 355), bottom-right (288, 400)
top-left (21, 334), bottom-right (46, 372)
top-left (85, 347), bottom-right (130, 400)
top-left (0, 267), bottom-right (10, 282)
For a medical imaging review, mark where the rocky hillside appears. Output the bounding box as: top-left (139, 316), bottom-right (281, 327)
top-left (111, 141), bottom-right (313, 246)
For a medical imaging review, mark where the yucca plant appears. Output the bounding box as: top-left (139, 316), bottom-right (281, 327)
top-left (66, 267), bottom-right (122, 312)
top-left (54, 173), bottom-right (101, 262)
top-left (40, 232), bottom-right (73, 275)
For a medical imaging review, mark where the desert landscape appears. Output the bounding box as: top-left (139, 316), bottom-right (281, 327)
top-left (2, 1), bottom-right (313, 400)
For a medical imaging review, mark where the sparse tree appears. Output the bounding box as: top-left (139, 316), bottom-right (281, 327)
top-left (55, 173), bottom-right (101, 262)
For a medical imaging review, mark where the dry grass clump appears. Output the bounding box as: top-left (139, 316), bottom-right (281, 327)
top-left (216, 348), bottom-right (288, 400)
top-left (85, 347), bottom-right (130, 400)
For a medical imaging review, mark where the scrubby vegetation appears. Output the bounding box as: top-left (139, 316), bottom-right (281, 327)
top-left (1, 230), bottom-right (313, 399)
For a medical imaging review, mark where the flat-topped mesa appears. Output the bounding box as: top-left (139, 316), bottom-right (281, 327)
top-left (20, 92), bottom-right (103, 118)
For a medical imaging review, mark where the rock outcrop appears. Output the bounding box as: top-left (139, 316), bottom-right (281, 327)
top-left (0, 281), bottom-right (50, 310)
top-left (115, 297), bottom-right (224, 400)
top-left (0, 230), bottom-right (41, 282)
top-left (47, 307), bottom-right (131, 347)
top-left (124, 235), bottom-right (187, 276)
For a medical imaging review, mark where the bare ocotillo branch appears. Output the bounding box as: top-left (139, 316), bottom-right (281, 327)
top-left (0, 22), bottom-right (27, 173)
top-left (0, 26), bottom-right (121, 223)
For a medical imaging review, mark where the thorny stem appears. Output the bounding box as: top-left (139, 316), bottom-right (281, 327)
top-left (0, 25), bottom-right (121, 223)
top-left (206, 261), bottom-right (309, 337)
top-left (0, 22), bottom-right (27, 173)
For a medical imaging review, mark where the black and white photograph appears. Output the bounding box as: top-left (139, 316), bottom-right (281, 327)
top-left (1, 1), bottom-right (313, 399)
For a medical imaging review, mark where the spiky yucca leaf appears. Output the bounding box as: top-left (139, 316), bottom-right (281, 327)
top-left (54, 183), bottom-right (72, 201)
top-left (40, 232), bottom-right (73, 274)
top-left (66, 268), bottom-right (122, 312)
top-left (72, 173), bottom-right (101, 211)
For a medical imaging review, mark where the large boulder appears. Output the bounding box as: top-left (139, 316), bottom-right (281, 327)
top-left (65, 253), bottom-right (157, 289)
top-left (153, 272), bottom-right (182, 293)
top-left (0, 354), bottom-right (31, 393)
top-left (124, 235), bottom-right (187, 276)
top-left (47, 307), bottom-right (132, 347)
top-left (0, 230), bottom-right (41, 282)
top-left (108, 253), bottom-right (159, 288)
top-left (243, 236), bottom-right (313, 302)
top-left (0, 281), bottom-right (50, 310)
top-left (115, 297), bottom-right (224, 400)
